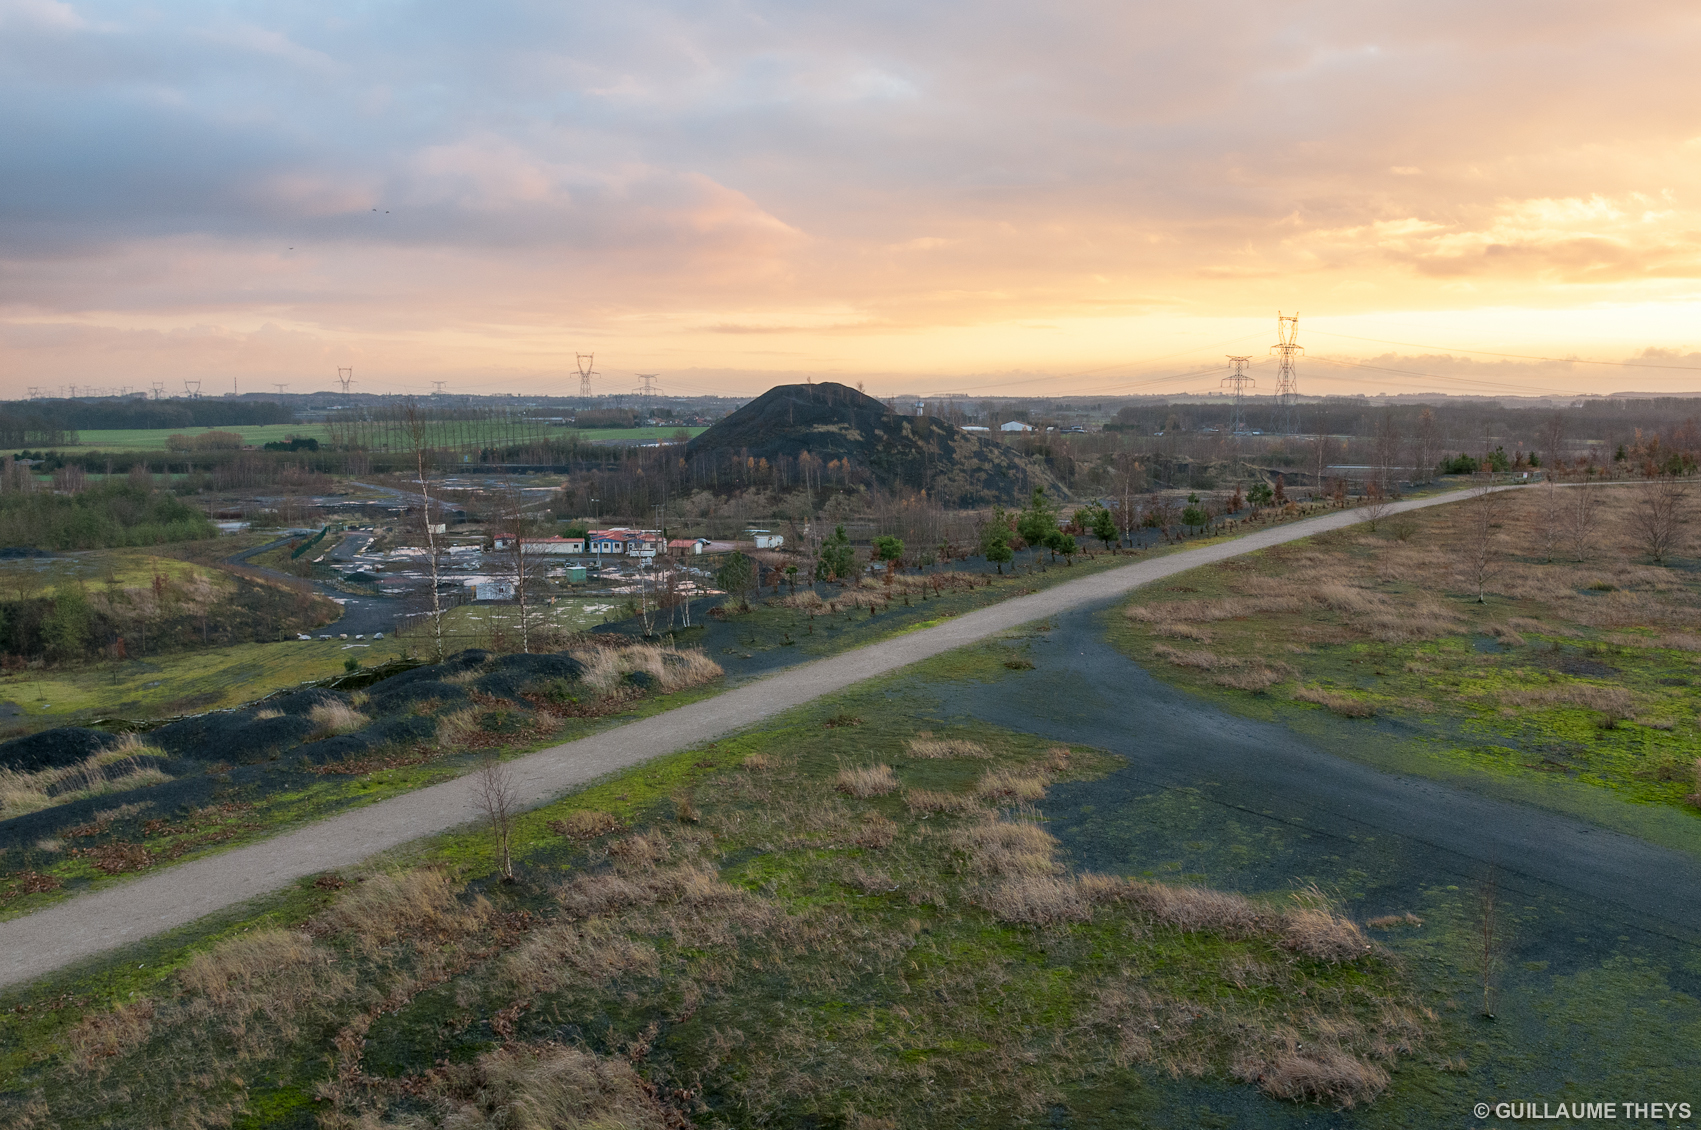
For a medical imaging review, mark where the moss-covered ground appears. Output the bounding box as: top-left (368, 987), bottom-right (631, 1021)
top-left (1110, 488), bottom-right (1701, 849)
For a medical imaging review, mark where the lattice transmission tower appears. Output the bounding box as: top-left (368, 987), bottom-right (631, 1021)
top-left (1221, 356), bottom-right (1255, 436)
top-left (575, 353), bottom-right (598, 396)
top-left (1270, 312), bottom-right (1302, 435)
top-left (184, 380), bottom-right (201, 399)
top-left (634, 373), bottom-right (661, 417)
top-left (335, 367), bottom-right (355, 394)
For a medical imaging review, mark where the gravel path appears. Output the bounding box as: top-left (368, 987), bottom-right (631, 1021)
top-left (0, 486), bottom-right (1626, 989)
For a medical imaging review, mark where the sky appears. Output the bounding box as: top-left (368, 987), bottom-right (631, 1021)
top-left (6, 0), bottom-right (1701, 401)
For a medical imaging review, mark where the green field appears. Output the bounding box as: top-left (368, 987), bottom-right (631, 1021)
top-left (0, 639), bottom-right (399, 726)
top-left (13, 424), bottom-right (706, 455)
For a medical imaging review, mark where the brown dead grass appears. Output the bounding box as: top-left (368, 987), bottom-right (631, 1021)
top-left (905, 733), bottom-right (992, 759)
top-left (1293, 685), bottom-right (1375, 718)
top-left (1252, 1046), bottom-right (1391, 1108)
top-left (904, 788), bottom-right (984, 815)
top-left (952, 815), bottom-right (1061, 876)
top-left (308, 700), bottom-right (369, 739)
top-left (424, 1041), bottom-right (678, 1130)
top-left (975, 768), bottom-right (1048, 802)
top-left (548, 810), bottom-right (622, 840)
top-left (977, 875), bottom-right (1092, 925)
top-left (836, 763), bottom-right (900, 798)
top-left (311, 868), bottom-right (484, 953)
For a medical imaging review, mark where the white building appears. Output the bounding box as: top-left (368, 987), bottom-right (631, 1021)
top-left (1000, 421), bottom-right (1035, 432)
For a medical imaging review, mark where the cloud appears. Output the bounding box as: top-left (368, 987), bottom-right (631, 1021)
top-left (6, 0), bottom-right (1701, 392)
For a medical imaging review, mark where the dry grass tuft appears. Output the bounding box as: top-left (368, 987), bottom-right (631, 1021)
top-left (975, 768), bottom-right (1048, 802)
top-left (740, 752), bottom-right (776, 772)
top-left (66, 999), bottom-right (155, 1073)
top-left (0, 751), bottom-right (171, 821)
top-left (978, 875), bottom-right (1092, 926)
top-left (1151, 644), bottom-right (1226, 670)
top-left (1366, 912), bottom-right (1424, 929)
top-left (836, 763), bottom-right (900, 798)
top-left (1152, 621), bottom-right (1212, 642)
top-left (1215, 666), bottom-right (1282, 693)
top-left (1253, 1047), bottom-right (1390, 1108)
top-left (548, 810), bottom-right (622, 840)
top-left (434, 707), bottom-right (483, 748)
top-left (312, 868), bottom-right (480, 951)
top-left (1126, 881), bottom-right (1269, 936)
top-left (178, 928), bottom-right (320, 1005)
top-left (308, 700), bottom-right (369, 739)
top-left (1498, 683), bottom-right (1634, 723)
top-left (904, 788), bottom-right (983, 816)
top-left (435, 1042), bottom-right (677, 1129)
top-left (1281, 887), bottom-right (1373, 962)
top-left (252, 708), bottom-right (284, 721)
top-left (1293, 685), bottom-right (1375, 718)
top-left (906, 733), bottom-right (992, 759)
top-left (953, 816), bottom-right (1061, 876)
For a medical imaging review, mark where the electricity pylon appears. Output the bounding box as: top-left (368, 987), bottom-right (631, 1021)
top-left (184, 380), bottom-right (201, 399)
top-left (335, 367), bottom-right (355, 393)
top-left (575, 353), bottom-right (597, 396)
top-left (634, 373), bottom-right (661, 415)
top-left (1270, 312), bottom-right (1302, 435)
top-left (1222, 356), bottom-right (1255, 436)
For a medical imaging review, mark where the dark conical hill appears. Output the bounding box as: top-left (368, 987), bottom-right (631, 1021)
top-left (685, 382), bottom-right (1063, 506)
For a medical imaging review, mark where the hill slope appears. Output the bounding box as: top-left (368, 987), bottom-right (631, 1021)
top-left (686, 382), bottom-right (1063, 506)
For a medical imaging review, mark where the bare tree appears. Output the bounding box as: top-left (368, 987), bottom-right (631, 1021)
top-left (475, 752), bottom-right (516, 882)
top-left (1462, 483), bottom-right (1503, 603)
top-left (1629, 477), bottom-right (1690, 563)
top-left (1564, 485), bottom-right (1602, 563)
top-left (1372, 409), bottom-right (1403, 497)
top-left (1360, 481), bottom-right (1390, 531)
top-left (498, 480), bottom-right (542, 652)
top-left (1477, 868), bottom-right (1500, 1019)
top-left (1309, 429), bottom-right (1338, 498)
top-left (1534, 480), bottom-right (1562, 563)
top-left (403, 399), bottom-right (446, 662)
top-left (1413, 408), bottom-right (1441, 484)
top-left (1538, 412), bottom-right (1566, 471)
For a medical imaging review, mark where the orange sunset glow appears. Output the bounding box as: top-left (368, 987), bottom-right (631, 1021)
top-left (6, 1), bottom-right (1701, 398)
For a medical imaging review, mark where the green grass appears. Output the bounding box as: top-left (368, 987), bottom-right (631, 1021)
top-left (0, 640), bottom-right (380, 726)
top-left (8, 423), bottom-right (705, 454)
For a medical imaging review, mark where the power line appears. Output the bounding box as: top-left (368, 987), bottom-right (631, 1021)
top-left (1307, 328), bottom-right (1701, 373)
top-left (1305, 354), bottom-right (1587, 397)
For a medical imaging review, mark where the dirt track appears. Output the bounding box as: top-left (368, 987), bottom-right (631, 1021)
top-left (0, 485), bottom-right (1652, 990)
